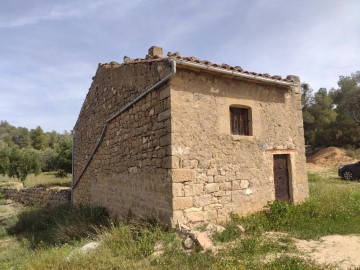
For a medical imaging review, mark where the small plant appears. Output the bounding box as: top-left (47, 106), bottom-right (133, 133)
top-left (265, 200), bottom-right (290, 227)
top-left (213, 221), bottom-right (240, 242)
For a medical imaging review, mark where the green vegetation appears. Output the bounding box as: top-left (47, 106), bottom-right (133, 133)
top-left (0, 193), bottom-right (4, 205)
top-left (302, 71), bottom-right (360, 148)
top-left (346, 147), bottom-right (360, 160)
top-left (0, 172), bottom-right (71, 188)
top-left (2, 169), bottom-right (358, 269)
top-left (0, 121), bottom-right (72, 183)
top-left (215, 172), bottom-right (360, 241)
top-left (0, 206), bottom-right (322, 270)
top-left (8, 204), bottom-right (109, 248)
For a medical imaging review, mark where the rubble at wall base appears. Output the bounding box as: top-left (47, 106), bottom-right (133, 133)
top-left (0, 186), bottom-right (71, 207)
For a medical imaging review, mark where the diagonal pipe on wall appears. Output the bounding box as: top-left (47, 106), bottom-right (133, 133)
top-left (71, 59), bottom-right (177, 191)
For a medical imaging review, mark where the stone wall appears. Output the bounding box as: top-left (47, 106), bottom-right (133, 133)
top-left (72, 60), bottom-right (174, 223)
top-left (0, 187), bottom-right (71, 206)
top-left (73, 57), bottom-right (308, 227)
top-left (169, 67), bottom-right (308, 226)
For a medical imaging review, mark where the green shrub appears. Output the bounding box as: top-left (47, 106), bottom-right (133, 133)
top-left (265, 200), bottom-right (291, 227)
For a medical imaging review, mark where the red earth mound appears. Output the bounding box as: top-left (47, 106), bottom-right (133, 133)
top-left (307, 147), bottom-right (356, 168)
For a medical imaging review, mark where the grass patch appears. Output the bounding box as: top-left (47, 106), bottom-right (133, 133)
top-left (24, 172), bottom-right (72, 188)
top-left (216, 172), bottom-right (360, 241)
top-left (0, 193), bottom-right (4, 205)
top-left (0, 202), bottom-right (321, 270)
top-left (308, 172), bottom-right (323, 183)
top-left (8, 204), bottom-right (110, 248)
top-left (0, 172), bottom-right (71, 188)
top-left (1, 169), bottom-right (357, 269)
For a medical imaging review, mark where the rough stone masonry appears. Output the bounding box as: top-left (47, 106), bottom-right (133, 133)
top-left (72, 46), bottom-right (308, 227)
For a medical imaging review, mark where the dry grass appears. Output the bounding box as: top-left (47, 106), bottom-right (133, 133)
top-left (0, 172), bottom-right (71, 188)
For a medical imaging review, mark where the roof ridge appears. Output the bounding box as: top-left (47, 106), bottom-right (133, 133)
top-left (99, 52), bottom-right (294, 83)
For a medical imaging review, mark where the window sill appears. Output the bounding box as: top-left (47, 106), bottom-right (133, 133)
top-left (231, 135), bottom-right (255, 141)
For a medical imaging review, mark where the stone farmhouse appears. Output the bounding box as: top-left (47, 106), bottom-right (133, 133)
top-left (72, 46), bottom-right (308, 226)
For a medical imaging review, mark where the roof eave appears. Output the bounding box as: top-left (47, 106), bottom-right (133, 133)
top-left (174, 59), bottom-right (297, 87)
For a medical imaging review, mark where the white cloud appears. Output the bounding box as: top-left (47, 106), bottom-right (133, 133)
top-left (0, 0), bottom-right (112, 28)
top-left (0, 0), bottom-right (359, 131)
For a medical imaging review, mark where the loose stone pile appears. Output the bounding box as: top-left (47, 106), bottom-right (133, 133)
top-left (0, 186), bottom-right (71, 206)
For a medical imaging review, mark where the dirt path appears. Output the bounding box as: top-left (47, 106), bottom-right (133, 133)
top-left (265, 232), bottom-right (360, 269)
top-left (295, 235), bottom-right (360, 269)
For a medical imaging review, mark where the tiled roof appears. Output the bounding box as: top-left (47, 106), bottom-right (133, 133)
top-left (99, 51), bottom-right (294, 83)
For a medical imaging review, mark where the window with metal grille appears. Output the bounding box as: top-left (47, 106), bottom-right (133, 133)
top-left (230, 107), bottom-right (251, 135)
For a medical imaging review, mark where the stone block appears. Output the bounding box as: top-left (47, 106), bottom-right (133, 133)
top-left (194, 194), bottom-right (212, 207)
top-left (157, 110), bottom-right (171, 122)
top-left (204, 210), bottom-right (217, 221)
top-left (148, 46), bottom-right (163, 57)
top-left (159, 88), bottom-right (170, 100)
top-left (214, 175), bottom-right (226, 183)
top-left (206, 168), bottom-right (217, 176)
top-left (192, 184), bottom-right (204, 196)
top-left (219, 182), bottom-right (231, 191)
top-left (205, 183), bottom-right (219, 193)
top-left (240, 180), bottom-right (250, 189)
top-left (173, 196), bottom-right (193, 210)
top-left (232, 180), bottom-right (240, 190)
top-left (186, 211), bottom-right (205, 223)
top-left (172, 183), bottom-right (184, 197)
top-left (195, 232), bottom-right (213, 250)
top-left (172, 169), bottom-right (196, 183)
top-left (172, 210), bottom-right (187, 225)
top-left (182, 159), bottom-right (199, 169)
top-left (159, 134), bottom-right (171, 146)
top-left (184, 185), bottom-right (193, 196)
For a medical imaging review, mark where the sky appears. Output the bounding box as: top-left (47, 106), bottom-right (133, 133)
top-left (0, 0), bottom-right (359, 132)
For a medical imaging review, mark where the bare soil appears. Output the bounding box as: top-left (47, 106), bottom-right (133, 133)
top-left (301, 147), bottom-right (360, 269)
top-left (295, 235), bottom-right (360, 269)
top-left (307, 147), bottom-right (357, 173)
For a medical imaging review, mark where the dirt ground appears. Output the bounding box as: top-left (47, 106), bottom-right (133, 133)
top-left (295, 235), bottom-right (360, 269)
top-left (307, 146), bottom-right (357, 173)
top-left (302, 147), bottom-right (360, 269)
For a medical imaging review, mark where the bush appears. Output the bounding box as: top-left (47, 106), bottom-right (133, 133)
top-left (41, 148), bottom-right (58, 172)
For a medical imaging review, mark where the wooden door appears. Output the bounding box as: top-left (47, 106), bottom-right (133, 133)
top-left (273, 155), bottom-right (290, 201)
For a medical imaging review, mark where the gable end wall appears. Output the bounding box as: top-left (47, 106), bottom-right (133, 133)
top-left (72, 61), bottom-right (174, 223)
top-left (169, 68), bottom-right (308, 225)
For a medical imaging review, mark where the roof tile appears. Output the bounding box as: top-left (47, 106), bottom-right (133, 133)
top-left (114, 51), bottom-right (293, 83)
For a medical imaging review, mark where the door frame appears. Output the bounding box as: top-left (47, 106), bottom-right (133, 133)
top-left (273, 154), bottom-right (291, 201)
top-left (266, 149), bottom-right (295, 202)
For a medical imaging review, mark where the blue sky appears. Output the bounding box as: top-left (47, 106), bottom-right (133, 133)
top-left (0, 0), bottom-right (359, 132)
